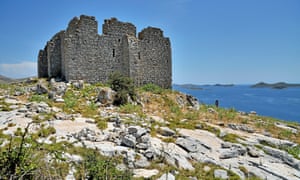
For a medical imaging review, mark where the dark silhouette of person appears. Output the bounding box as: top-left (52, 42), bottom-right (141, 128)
top-left (215, 100), bottom-right (219, 108)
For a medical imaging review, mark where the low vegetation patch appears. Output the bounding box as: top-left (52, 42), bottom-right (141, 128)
top-left (75, 150), bottom-right (132, 179)
top-left (108, 72), bottom-right (136, 105)
top-left (140, 83), bottom-right (164, 94)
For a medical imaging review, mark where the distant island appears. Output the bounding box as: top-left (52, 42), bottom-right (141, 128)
top-left (174, 84), bottom-right (203, 90)
top-left (214, 83), bottom-right (234, 87)
top-left (251, 82), bottom-right (300, 89)
top-left (175, 83), bottom-right (234, 90)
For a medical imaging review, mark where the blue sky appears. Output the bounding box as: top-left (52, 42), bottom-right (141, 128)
top-left (0, 0), bottom-right (299, 84)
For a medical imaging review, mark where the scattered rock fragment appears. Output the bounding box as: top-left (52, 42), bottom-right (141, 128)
top-left (157, 173), bottom-right (175, 180)
top-left (158, 127), bottom-right (175, 136)
top-left (121, 134), bottom-right (137, 148)
top-left (247, 146), bottom-right (260, 158)
top-left (133, 169), bottom-right (159, 178)
top-left (214, 169), bottom-right (228, 179)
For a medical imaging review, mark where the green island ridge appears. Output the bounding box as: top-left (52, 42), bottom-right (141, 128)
top-left (251, 82), bottom-right (300, 89)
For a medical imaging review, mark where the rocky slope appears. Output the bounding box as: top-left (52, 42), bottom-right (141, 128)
top-left (1, 78), bottom-right (300, 179)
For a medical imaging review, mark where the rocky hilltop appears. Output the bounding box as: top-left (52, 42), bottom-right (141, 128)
top-left (1, 78), bottom-right (300, 179)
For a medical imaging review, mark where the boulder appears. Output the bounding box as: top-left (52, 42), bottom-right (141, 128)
top-left (134, 155), bottom-right (150, 168)
top-left (247, 146), bottom-right (260, 158)
top-left (133, 169), bottom-right (159, 178)
top-left (27, 102), bottom-right (51, 114)
top-left (207, 107), bottom-right (217, 114)
top-left (36, 81), bottom-right (49, 94)
top-left (176, 137), bottom-right (210, 153)
top-left (71, 80), bottom-right (84, 89)
top-left (55, 112), bottom-right (67, 120)
top-left (214, 169), bottom-right (228, 179)
top-left (176, 95), bottom-right (185, 107)
top-left (219, 150), bottom-right (240, 159)
top-left (157, 173), bottom-right (175, 180)
top-left (4, 97), bottom-right (21, 105)
top-left (128, 126), bottom-right (148, 138)
top-left (73, 128), bottom-right (97, 141)
top-left (49, 79), bottom-right (67, 96)
top-left (221, 142), bottom-right (232, 149)
top-left (228, 123), bottom-right (254, 133)
top-left (258, 135), bottom-right (296, 147)
top-left (263, 146), bottom-right (300, 170)
top-left (220, 144), bottom-right (246, 159)
top-left (186, 95), bottom-right (199, 110)
top-left (158, 127), bottom-right (175, 136)
top-left (97, 87), bottom-right (116, 105)
top-left (121, 134), bottom-right (137, 148)
top-left (136, 143), bottom-right (149, 150)
top-left (54, 97), bottom-right (65, 103)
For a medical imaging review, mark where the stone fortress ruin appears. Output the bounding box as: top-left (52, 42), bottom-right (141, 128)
top-left (38, 15), bottom-right (172, 88)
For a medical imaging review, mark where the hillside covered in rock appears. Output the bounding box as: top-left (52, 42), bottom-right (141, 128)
top-left (1, 78), bottom-right (300, 179)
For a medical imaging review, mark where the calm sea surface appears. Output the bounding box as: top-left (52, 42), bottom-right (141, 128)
top-left (173, 85), bottom-right (300, 123)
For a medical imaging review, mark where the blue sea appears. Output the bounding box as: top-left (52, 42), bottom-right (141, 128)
top-left (173, 84), bottom-right (300, 123)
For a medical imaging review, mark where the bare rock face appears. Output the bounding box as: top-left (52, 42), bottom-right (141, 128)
top-left (176, 137), bottom-right (210, 153)
top-left (36, 81), bottom-right (49, 94)
top-left (157, 173), bottom-right (175, 180)
top-left (97, 87), bottom-right (116, 105)
top-left (158, 127), bottom-right (175, 136)
top-left (186, 95), bottom-right (199, 110)
top-left (214, 169), bottom-right (228, 179)
top-left (263, 146), bottom-right (300, 170)
top-left (121, 134), bottom-right (137, 148)
top-left (49, 78), bottom-right (67, 96)
top-left (71, 80), bottom-right (84, 89)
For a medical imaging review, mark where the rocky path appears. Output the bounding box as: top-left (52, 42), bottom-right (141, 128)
top-left (1, 85), bottom-right (300, 179)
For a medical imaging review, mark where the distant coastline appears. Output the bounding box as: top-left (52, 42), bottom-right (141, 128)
top-left (251, 82), bottom-right (300, 89)
top-left (175, 83), bottom-right (234, 90)
top-left (174, 84), bottom-right (203, 90)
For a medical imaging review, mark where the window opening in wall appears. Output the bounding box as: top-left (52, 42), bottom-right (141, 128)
top-left (118, 39), bottom-right (121, 42)
top-left (113, 49), bottom-right (115, 57)
top-left (138, 52), bottom-right (141, 59)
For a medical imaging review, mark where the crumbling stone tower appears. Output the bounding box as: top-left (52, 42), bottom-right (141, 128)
top-left (38, 15), bottom-right (172, 88)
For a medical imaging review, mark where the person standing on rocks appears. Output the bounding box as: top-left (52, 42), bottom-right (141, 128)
top-left (215, 100), bottom-right (219, 108)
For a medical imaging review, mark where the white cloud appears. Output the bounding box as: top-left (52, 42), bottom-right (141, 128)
top-left (0, 61), bottom-right (37, 79)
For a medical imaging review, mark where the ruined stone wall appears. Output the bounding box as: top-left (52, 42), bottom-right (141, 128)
top-left (103, 17), bottom-right (136, 37)
top-left (138, 27), bottom-right (172, 88)
top-left (47, 31), bottom-right (64, 78)
top-left (63, 15), bottom-right (99, 81)
top-left (38, 48), bottom-right (48, 78)
top-left (38, 15), bottom-right (172, 88)
top-left (126, 36), bottom-right (142, 86)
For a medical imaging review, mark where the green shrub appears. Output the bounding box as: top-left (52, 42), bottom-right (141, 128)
top-left (29, 94), bottom-right (48, 102)
top-left (63, 90), bottom-right (77, 109)
top-left (108, 72), bottom-right (136, 105)
top-left (75, 149), bottom-right (132, 179)
top-left (95, 117), bottom-right (108, 130)
top-left (220, 133), bottom-right (241, 143)
top-left (286, 145), bottom-right (300, 160)
top-left (119, 104), bottom-right (142, 114)
top-left (37, 126), bottom-right (56, 137)
top-left (0, 124), bottom-right (37, 179)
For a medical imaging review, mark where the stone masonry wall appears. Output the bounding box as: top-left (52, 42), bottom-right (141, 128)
top-left (38, 15), bottom-right (172, 88)
top-left (103, 17), bottom-right (136, 37)
top-left (138, 27), bottom-right (172, 88)
top-left (47, 31), bottom-right (64, 78)
top-left (38, 48), bottom-right (48, 78)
